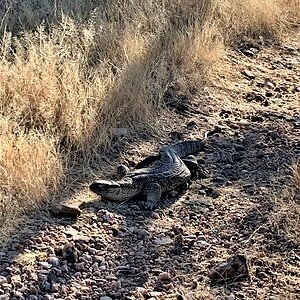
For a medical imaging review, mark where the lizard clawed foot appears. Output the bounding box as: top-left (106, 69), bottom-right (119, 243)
top-left (144, 182), bottom-right (161, 210)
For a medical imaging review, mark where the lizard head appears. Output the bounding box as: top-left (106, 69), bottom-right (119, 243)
top-left (89, 180), bottom-right (121, 198)
top-left (89, 179), bottom-right (135, 200)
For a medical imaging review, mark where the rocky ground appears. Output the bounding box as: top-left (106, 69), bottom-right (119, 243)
top-left (0, 31), bottom-right (299, 300)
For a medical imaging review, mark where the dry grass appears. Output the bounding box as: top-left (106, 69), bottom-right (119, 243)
top-left (271, 163), bottom-right (300, 246)
top-left (0, 0), bottom-right (299, 244)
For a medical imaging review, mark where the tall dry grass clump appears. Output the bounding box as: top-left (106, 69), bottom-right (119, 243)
top-left (0, 0), bottom-right (299, 244)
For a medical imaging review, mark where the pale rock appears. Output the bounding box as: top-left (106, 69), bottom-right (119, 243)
top-left (158, 272), bottom-right (171, 281)
top-left (48, 256), bottom-right (60, 267)
top-left (0, 276), bottom-right (7, 284)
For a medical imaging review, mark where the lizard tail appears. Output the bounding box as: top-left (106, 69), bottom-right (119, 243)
top-left (169, 139), bottom-right (206, 158)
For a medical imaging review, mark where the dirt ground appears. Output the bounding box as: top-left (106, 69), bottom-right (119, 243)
top-left (0, 31), bottom-right (299, 300)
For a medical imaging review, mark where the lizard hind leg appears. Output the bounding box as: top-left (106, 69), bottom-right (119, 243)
top-left (144, 182), bottom-right (162, 210)
top-left (116, 164), bottom-right (130, 179)
top-left (182, 156), bottom-right (207, 180)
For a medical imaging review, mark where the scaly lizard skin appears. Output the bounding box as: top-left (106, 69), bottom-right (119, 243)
top-left (90, 140), bottom-right (205, 209)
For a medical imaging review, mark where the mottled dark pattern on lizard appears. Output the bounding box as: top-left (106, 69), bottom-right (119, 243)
top-left (90, 140), bottom-right (205, 209)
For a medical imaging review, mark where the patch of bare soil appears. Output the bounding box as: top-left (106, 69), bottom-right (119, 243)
top-left (0, 32), bottom-right (299, 300)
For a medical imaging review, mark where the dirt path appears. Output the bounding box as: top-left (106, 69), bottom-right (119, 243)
top-left (0, 32), bottom-right (299, 300)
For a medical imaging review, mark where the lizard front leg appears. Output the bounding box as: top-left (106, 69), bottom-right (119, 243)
top-left (144, 182), bottom-right (162, 210)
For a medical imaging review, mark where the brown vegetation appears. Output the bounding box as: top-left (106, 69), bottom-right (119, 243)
top-left (271, 163), bottom-right (300, 246)
top-left (0, 0), bottom-right (299, 243)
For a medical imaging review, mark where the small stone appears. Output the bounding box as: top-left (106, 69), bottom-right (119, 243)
top-left (135, 228), bottom-right (150, 238)
top-left (113, 127), bottom-right (128, 137)
top-left (136, 287), bottom-right (147, 294)
top-left (186, 120), bottom-right (197, 129)
top-left (158, 272), bottom-right (171, 281)
top-left (38, 274), bottom-right (48, 283)
top-left (12, 291), bottom-right (24, 299)
top-left (148, 292), bottom-right (163, 297)
top-left (62, 244), bottom-right (78, 264)
top-left (100, 297), bottom-right (113, 300)
top-left (257, 271), bottom-right (269, 280)
top-left (150, 212), bottom-right (160, 219)
top-left (97, 210), bottom-right (114, 223)
top-left (211, 189), bottom-right (221, 198)
top-left (43, 295), bottom-right (54, 300)
top-left (10, 275), bottom-right (23, 289)
top-left (0, 276), bottom-right (7, 284)
top-left (42, 236), bottom-right (52, 243)
top-left (242, 69), bottom-right (255, 79)
top-left (93, 256), bottom-right (104, 263)
top-left (48, 256), bottom-right (60, 267)
top-left (87, 247), bottom-right (97, 255)
top-left (209, 253), bottom-right (249, 283)
top-left (51, 283), bottom-right (60, 293)
top-left (39, 262), bottom-right (52, 269)
top-left (197, 240), bottom-right (211, 249)
top-left (225, 294), bottom-right (235, 300)
top-left (256, 81), bottom-right (264, 87)
top-left (50, 203), bottom-right (81, 217)
top-left (266, 81), bottom-right (275, 89)
top-left (268, 131), bottom-right (279, 140)
top-left (74, 262), bottom-right (85, 271)
top-left (74, 272), bottom-right (82, 278)
top-left (1, 283), bottom-right (11, 292)
top-left (251, 115), bottom-right (264, 122)
top-left (60, 265), bottom-right (69, 272)
top-left (27, 296), bottom-right (38, 300)
top-left (243, 50), bottom-right (254, 57)
top-left (29, 272), bottom-right (38, 281)
top-left (29, 285), bottom-right (39, 294)
top-left (154, 236), bottom-right (173, 246)
top-left (256, 149), bottom-right (265, 159)
top-left (0, 295), bottom-right (10, 300)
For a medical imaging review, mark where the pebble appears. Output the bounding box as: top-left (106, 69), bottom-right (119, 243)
top-left (39, 262), bottom-right (52, 269)
top-left (150, 212), bottom-right (160, 219)
top-left (113, 127), bottom-right (128, 137)
top-left (48, 256), bottom-right (60, 267)
top-left (0, 295), bottom-right (10, 300)
top-left (158, 272), bottom-right (171, 281)
top-left (38, 274), bottom-right (47, 282)
top-left (100, 297), bottom-right (113, 300)
top-left (60, 265), bottom-right (69, 272)
top-left (211, 189), bottom-right (221, 198)
top-left (51, 283), bottom-right (60, 293)
top-left (154, 236), bottom-right (173, 246)
top-left (27, 296), bottom-right (38, 300)
top-left (12, 291), bottom-right (24, 299)
top-left (43, 295), bottom-right (54, 300)
top-left (87, 247), bottom-right (97, 255)
top-left (266, 81), bottom-right (275, 89)
top-left (29, 285), bottom-right (39, 294)
top-left (226, 294), bottom-right (235, 300)
top-left (93, 256), bottom-right (104, 263)
top-left (242, 69), bottom-right (255, 79)
top-left (0, 276), bottom-right (7, 284)
top-left (74, 262), bottom-right (85, 271)
top-left (243, 50), bottom-right (254, 57)
top-left (1, 284), bottom-right (11, 292)
top-left (256, 149), bottom-right (265, 159)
